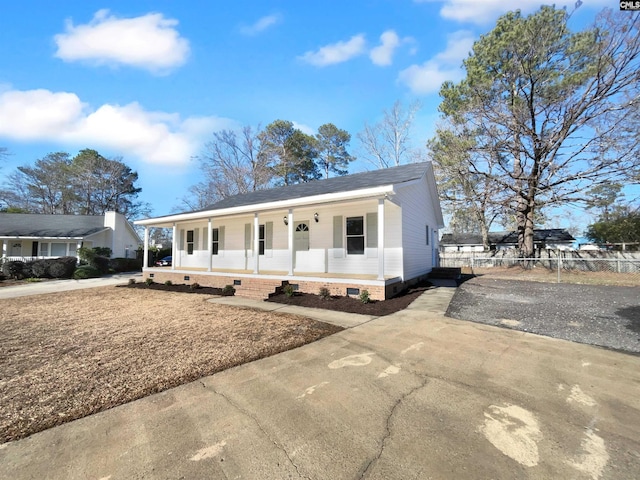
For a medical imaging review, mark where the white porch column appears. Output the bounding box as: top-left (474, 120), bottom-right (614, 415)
top-left (1, 240), bottom-right (6, 260)
top-left (377, 198), bottom-right (385, 281)
top-left (143, 227), bottom-right (149, 269)
top-left (253, 213), bottom-right (260, 274)
top-left (171, 223), bottom-right (177, 270)
top-left (76, 241), bottom-right (82, 264)
top-left (287, 209), bottom-right (294, 275)
top-left (207, 218), bottom-right (213, 272)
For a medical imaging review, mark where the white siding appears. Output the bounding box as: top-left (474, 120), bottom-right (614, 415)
top-left (394, 177), bottom-right (440, 280)
top-left (109, 212), bottom-right (140, 258)
top-left (169, 198), bottom-right (405, 278)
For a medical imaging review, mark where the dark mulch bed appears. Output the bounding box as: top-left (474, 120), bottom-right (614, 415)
top-left (123, 280), bottom-right (434, 316)
top-left (266, 281), bottom-right (434, 316)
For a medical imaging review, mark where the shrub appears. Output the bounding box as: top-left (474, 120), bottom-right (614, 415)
top-left (164, 280), bottom-right (173, 286)
top-left (110, 257), bottom-right (142, 272)
top-left (283, 284), bottom-right (295, 297)
top-left (145, 277), bottom-right (154, 286)
top-left (30, 260), bottom-right (49, 278)
top-left (2, 261), bottom-right (31, 280)
top-left (78, 247), bottom-right (110, 274)
top-left (48, 257), bottom-right (78, 278)
top-left (72, 265), bottom-right (102, 279)
top-left (359, 290), bottom-right (371, 304)
top-left (128, 278), bottom-right (136, 285)
top-left (92, 255), bottom-right (111, 274)
top-left (222, 284), bottom-right (236, 296)
top-left (189, 282), bottom-right (201, 290)
top-left (25, 277), bottom-right (42, 283)
top-left (93, 247), bottom-right (112, 257)
top-left (319, 287), bottom-right (331, 300)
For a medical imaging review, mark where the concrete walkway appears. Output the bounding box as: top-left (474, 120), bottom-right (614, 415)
top-left (1, 284), bottom-right (640, 479)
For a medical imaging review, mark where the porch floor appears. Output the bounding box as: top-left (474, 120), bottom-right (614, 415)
top-left (148, 266), bottom-right (397, 281)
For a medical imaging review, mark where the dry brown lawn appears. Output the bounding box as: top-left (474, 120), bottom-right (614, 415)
top-left (0, 286), bottom-right (342, 444)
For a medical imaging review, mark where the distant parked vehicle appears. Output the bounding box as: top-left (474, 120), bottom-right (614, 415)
top-left (155, 256), bottom-right (172, 266)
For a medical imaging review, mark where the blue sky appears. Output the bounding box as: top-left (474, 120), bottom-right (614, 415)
top-left (0, 0), bottom-right (612, 224)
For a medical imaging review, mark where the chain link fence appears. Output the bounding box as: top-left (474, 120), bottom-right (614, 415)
top-left (439, 251), bottom-right (640, 286)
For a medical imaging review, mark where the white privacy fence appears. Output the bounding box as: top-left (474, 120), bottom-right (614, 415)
top-left (439, 251), bottom-right (640, 283)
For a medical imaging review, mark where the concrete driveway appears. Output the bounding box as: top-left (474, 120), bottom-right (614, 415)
top-left (1, 285), bottom-right (639, 479)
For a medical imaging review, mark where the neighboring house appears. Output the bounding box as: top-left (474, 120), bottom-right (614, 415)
top-left (135, 162), bottom-right (444, 300)
top-left (440, 229), bottom-right (576, 252)
top-left (0, 211), bottom-right (141, 262)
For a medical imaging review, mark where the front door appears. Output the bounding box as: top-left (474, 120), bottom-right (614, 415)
top-left (10, 242), bottom-right (22, 257)
top-left (294, 221), bottom-right (309, 269)
top-left (294, 222), bottom-right (309, 251)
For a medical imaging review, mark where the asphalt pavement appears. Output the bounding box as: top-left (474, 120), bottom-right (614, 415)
top-left (1, 281), bottom-right (640, 479)
top-left (447, 276), bottom-right (640, 354)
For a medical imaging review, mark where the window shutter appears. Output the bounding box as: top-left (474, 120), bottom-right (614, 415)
top-left (203, 227), bottom-right (208, 247)
top-left (244, 224), bottom-right (251, 249)
top-left (194, 228), bottom-right (199, 250)
top-left (366, 213), bottom-right (378, 248)
top-left (265, 222), bottom-right (273, 249)
top-left (179, 229), bottom-right (185, 250)
top-left (333, 216), bottom-right (343, 248)
top-left (219, 226), bottom-right (225, 250)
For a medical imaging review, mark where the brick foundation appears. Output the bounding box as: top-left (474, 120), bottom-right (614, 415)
top-left (143, 270), bottom-right (395, 301)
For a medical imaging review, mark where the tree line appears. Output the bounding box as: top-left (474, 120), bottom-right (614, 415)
top-left (2, 5), bottom-right (637, 256)
top-left (428, 6), bottom-right (640, 257)
top-left (178, 120), bottom-right (355, 210)
top-left (179, 102), bottom-right (424, 211)
top-left (0, 149), bottom-right (147, 219)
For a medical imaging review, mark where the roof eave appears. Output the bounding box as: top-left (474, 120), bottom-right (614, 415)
top-left (135, 185), bottom-right (396, 226)
top-left (0, 235), bottom-right (87, 240)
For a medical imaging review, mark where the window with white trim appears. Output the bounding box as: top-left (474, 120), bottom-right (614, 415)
top-left (212, 228), bottom-right (219, 255)
top-left (346, 216), bottom-right (365, 255)
top-left (51, 243), bottom-right (67, 256)
top-left (187, 230), bottom-right (194, 254)
top-left (259, 224), bottom-right (265, 255)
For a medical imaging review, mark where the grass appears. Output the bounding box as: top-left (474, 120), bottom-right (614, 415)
top-left (0, 286), bottom-right (342, 444)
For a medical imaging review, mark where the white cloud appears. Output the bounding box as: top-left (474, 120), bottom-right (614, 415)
top-left (370, 30), bottom-right (401, 66)
top-left (414, 0), bottom-right (609, 25)
top-left (0, 88), bottom-right (235, 165)
top-left (398, 30), bottom-right (475, 95)
top-left (292, 121), bottom-right (315, 136)
top-left (369, 30), bottom-right (417, 66)
top-left (54, 9), bottom-right (190, 73)
top-left (299, 34), bottom-right (367, 67)
top-left (239, 14), bottom-right (282, 36)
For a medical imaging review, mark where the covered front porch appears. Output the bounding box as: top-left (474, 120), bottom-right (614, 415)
top-left (137, 195), bottom-right (406, 300)
top-left (0, 237), bottom-right (86, 265)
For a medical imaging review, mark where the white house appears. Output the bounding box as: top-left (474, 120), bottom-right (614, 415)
top-left (135, 162), bottom-right (444, 300)
top-left (440, 229), bottom-right (576, 252)
top-left (0, 211), bottom-right (141, 262)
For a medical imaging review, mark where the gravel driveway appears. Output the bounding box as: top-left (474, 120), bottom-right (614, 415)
top-left (446, 276), bottom-right (640, 354)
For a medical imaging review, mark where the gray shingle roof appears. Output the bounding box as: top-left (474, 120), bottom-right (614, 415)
top-left (441, 229), bottom-right (576, 246)
top-left (0, 214), bottom-right (107, 237)
top-left (194, 162), bottom-right (430, 213)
